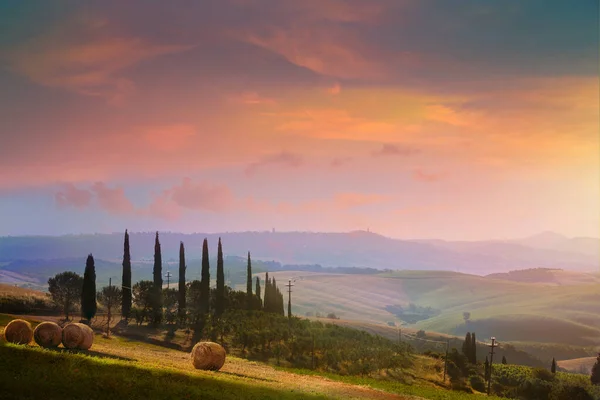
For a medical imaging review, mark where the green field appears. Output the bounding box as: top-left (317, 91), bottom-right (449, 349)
top-left (0, 314), bottom-right (507, 400)
top-left (264, 270), bottom-right (600, 349)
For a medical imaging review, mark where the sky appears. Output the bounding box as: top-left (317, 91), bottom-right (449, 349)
top-left (0, 0), bottom-right (598, 240)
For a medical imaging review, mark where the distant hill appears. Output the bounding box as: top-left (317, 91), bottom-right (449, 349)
top-left (511, 231), bottom-right (600, 258)
top-left (1, 231), bottom-right (598, 281)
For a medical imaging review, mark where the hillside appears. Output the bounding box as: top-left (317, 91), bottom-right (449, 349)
top-left (0, 314), bottom-right (504, 400)
top-left (261, 270), bottom-right (600, 348)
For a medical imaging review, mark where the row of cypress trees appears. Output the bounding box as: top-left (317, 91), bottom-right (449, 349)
top-left (119, 230), bottom-right (286, 323)
top-left (462, 332), bottom-right (477, 364)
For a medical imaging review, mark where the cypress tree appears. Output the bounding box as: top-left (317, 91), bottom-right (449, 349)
top-left (121, 230), bottom-right (132, 320)
top-left (255, 277), bottom-right (261, 306)
top-left (471, 332), bottom-right (477, 364)
top-left (462, 332), bottom-right (472, 360)
top-left (272, 277), bottom-right (277, 314)
top-left (81, 254), bottom-right (97, 321)
top-left (484, 356), bottom-right (490, 381)
top-left (246, 251), bottom-right (252, 310)
top-left (178, 241), bottom-right (186, 321)
top-left (501, 356), bottom-right (507, 365)
top-left (263, 272), bottom-right (270, 312)
top-left (591, 353), bottom-right (600, 385)
top-left (152, 232), bottom-right (163, 324)
top-left (200, 238), bottom-right (210, 315)
top-left (551, 357), bottom-right (556, 373)
top-left (216, 238), bottom-right (225, 317)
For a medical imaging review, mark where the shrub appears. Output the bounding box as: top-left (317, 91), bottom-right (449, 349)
top-left (470, 375), bottom-right (486, 392)
top-left (532, 367), bottom-right (555, 382)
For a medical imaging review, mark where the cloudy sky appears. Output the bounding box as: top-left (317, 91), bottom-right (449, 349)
top-left (0, 0), bottom-right (598, 240)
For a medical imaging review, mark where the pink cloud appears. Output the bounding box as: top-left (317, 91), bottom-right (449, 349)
top-left (331, 157), bottom-right (353, 167)
top-left (245, 151), bottom-right (304, 176)
top-left (169, 178), bottom-right (234, 212)
top-left (143, 190), bottom-right (182, 220)
top-left (55, 183), bottom-right (93, 208)
top-left (91, 182), bottom-right (135, 214)
top-left (412, 169), bottom-right (443, 183)
top-left (227, 92), bottom-right (277, 105)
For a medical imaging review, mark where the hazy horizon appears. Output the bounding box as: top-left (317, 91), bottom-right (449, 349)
top-left (1, 1), bottom-right (598, 240)
top-left (0, 228), bottom-right (598, 243)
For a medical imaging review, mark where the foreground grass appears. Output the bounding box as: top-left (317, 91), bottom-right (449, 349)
top-left (278, 366), bottom-right (504, 400)
top-left (0, 342), bottom-right (327, 400)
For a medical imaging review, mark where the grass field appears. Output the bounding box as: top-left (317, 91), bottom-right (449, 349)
top-left (558, 356), bottom-right (598, 374)
top-left (0, 314), bottom-right (505, 400)
top-left (263, 270), bottom-right (600, 347)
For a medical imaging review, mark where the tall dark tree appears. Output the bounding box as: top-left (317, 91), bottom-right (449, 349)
top-left (255, 277), bottom-right (262, 305)
top-left (287, 281), bottom-right (292, 319)
top-left (121, 229), bottom-right (132, 320)
top-left (178, 241), bottom-right (186, 321)
top-left (484, 356), bottom-right (490, 381)
top-left (591, 353), bottom-right (600, 385)
top-left (501, 356), bottom-right (507, 365)
top-left (462, 332), bottom-right (472, 362)
top-left (471, 332), bottom-right (477, 364)
top-left (200, 238), bottom-right (210, 315)
top-left (81, 254), bottom-right (97, 321)
top-left (263, 272), bottom-right (270, 312)
top-left (152, 232), bottom-right (163, 324)
top-left (246, 251), bottom-right (253, 310)
top-left (551, 357), bottom-right (557, 374)
top-left (215, 238), bottom-right (225, 317)
top-left (48, 271), bottom-right (83, 320)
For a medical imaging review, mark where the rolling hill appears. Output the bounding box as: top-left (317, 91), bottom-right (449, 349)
top-left (259, 269), bottom-right (600, 348)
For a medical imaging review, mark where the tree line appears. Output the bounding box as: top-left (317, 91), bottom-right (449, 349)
top-left (48, 230), bottom-right (286, 326)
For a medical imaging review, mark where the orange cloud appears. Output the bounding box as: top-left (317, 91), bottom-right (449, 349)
top-left (227, 92), bottom-right (277, 105)
top-left (332, 193), bottom-right (389, 209)
top-left (326, 83), bottom-right (341, 95)
top-left (6, 18), bottom-right (195, 104)
top-left (142, 124), bottom-right (197, 152)
top-left (372, 143), bottom-right (420, 157)
top-left (412, 169), bottom-right (443, 183)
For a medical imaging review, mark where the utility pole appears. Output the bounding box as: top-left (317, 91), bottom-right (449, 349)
top-left (107, 278), bottom-right (112, 338)
top-left (443, 339), bottom-right (449, 382)
top-left (165, 270), bottom-right (172, 289)
top-left (286, 279), bottom-right (294, 320)
top-left (487, 337), bottom-right (498, 395)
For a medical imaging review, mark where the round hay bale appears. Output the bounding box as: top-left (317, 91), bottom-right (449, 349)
top-left (33, 321), bottom-right (63, 348)
top-left (79, 324), bottom-right (94, 350)
top-left (3, 319), bottom-right (33, 345)
top-left (190, 341), bottom-right (226, 371)
top-left (62, 323), bottom-right (94, 350)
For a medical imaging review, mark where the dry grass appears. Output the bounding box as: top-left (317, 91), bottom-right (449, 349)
top-left (0, 314), bottom-right (413, 400)
top-left (558, 356), bottom-right (597, 373)
top-left (0, 283), bottom-right (47, 299)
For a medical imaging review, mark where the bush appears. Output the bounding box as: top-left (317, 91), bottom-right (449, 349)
top-left (470, 375), bottom-right (486, 392)
top-left (550, 383), bottom-right (594, 400)
top-left (532, 367), bottom-right (555, 382)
